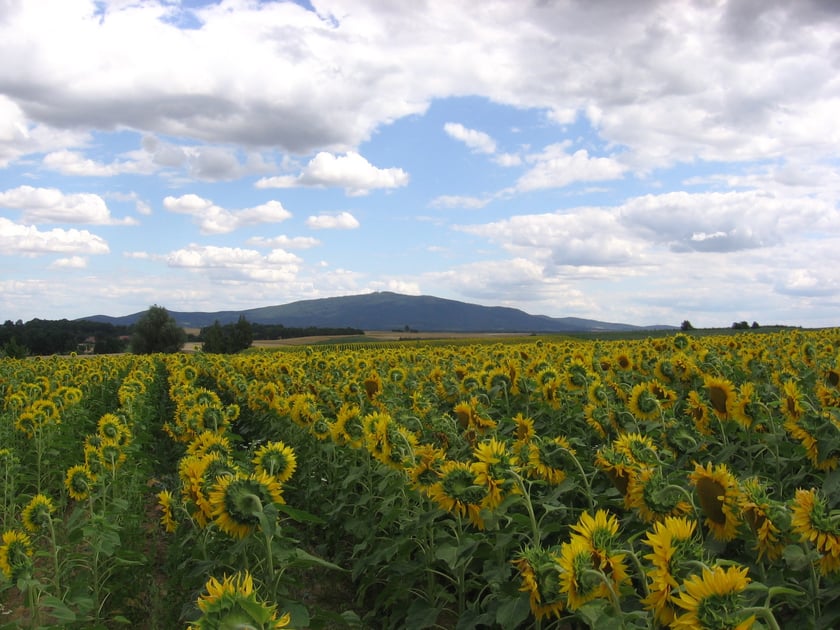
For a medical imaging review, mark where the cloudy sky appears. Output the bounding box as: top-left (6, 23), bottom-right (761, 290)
top-left (1, 0), bottom-right (839, 327)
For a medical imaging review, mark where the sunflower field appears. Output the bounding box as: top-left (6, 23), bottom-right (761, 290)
top-left (3, 328), bottom-right (840, 629)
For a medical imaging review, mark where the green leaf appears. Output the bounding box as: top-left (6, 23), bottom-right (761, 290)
top-left (494, 593), bottom-right (531, 628)
top-left (276, 503), bottom-right (327, 524)
top-left (39, 595), bottom-right (77, 622)
top-left (405, 599), bottom-right (442, 629)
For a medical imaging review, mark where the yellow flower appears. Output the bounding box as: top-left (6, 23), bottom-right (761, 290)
top-left (21, 494), bottom-right (54, 534)
top-left (672, 565), bottom-right (754, 630)
top-left (471, 437), bottom-right (517, 510)
top-left (252, 441), bottom-right (297, 484)
top-left (641, 516), bottom-right (701, 626)
top-left (525, 436), bottom-right (573, 486)
top-left (193, 571), bottom-right (291, 629)
top-left (791, 488), bottom-right (840, 574)
top-left (558, 536), bottom-right (613, 611)
top-left (65, 464), bottom-right (96, 501)
top-left (512, 545), bottom-right (565, 620)
top-left (703, 375), bottom-right (737, 420)
top-left (689, 462), bottom-right (743, 542)
top-left (427, 460), bottom-right (486, 529)
top-left (740, 477), bottom-right (784, 561)
top-left (157, 489), bottom-right (178, 534)
top-left (0, 529), bottom-right (33, 581)
top-left (208, 471), bottom-right (285, 539)
top-left (627, 466), bottom-right (692, 523)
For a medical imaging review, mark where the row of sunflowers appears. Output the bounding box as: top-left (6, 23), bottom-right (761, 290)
top-left (3, 328), bottom-right (840, 628)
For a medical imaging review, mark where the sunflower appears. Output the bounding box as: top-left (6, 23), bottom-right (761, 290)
top-left (453, 397), bottom-right (496, 433)
top-left (252, 441), bottom-right (297, 483)
top-left (21, 494), bottom-right (54, 534)
top-left (689, 462), bottom-right (743, 542)
top-left (626, 466), bottom-right (693, 523)
top-left (613, 432), bottom-right (660, 468)
top-left (427, 460), bottom-right (487, 529)
top-left (780, 379), bottom-right (806, 423)
top-left (791, 488), bottom-right (840, 574)
top-left (641, 516), bottom-right (702, 626)
top-left (208, 471), bottom-right (285, 539)
top-left (671, 565), bottom-right (755, 630)
top-left (686, 391), bottom-right (712, 436)
top-left (186, 432), bottom-right (233, 459)
top-left (703, 375), bottom-right (737, 420)
top-left (557, 536), bottom-right (612, 611)
top-left (584, 403), bottom-right (616, 439)
top-left (739, 477), bottom-right (784, 562)
top-left (330, 403), bottom-right (365, 448)
top-left (512, 545), bottom-right (565, 620)
top-left (65, 464), bottom-right (96, 501)
top-left (570, 510), bottom-right (628, 584)
top-left (785, 410), bottom-right (840, 471)
top-left (406, 444), bottom-right (446, 496)
top-left (525, 436), bottom-right (574, 486)
top-left (97, 413), bottom-right (128, 443)
top-left (192, 571), bottom-right (291, 630)
top-left (472, 437), bottom-right (518, 510)
top-left (0, 529), bottom-right (33, 581)
top-left (593, 445), bottom-right (635, 497)
top-left (97, 438), bottom-right (127, 471)
top-left (157, 489), bottom-right (179, 534)
top-left (731, 382), bottom-right (758, 430)
top-left (512, 413), bottom-right (536, 445)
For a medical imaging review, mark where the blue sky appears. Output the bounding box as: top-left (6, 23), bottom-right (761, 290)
top-left (1, 0), bottom-right (839, 327)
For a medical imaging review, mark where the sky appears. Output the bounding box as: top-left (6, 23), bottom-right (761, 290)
top-left (1, 0), bottom-right (839, 328)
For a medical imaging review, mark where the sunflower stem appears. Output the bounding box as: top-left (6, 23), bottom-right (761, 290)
top-left (739, 606), bottom-right (781, 630)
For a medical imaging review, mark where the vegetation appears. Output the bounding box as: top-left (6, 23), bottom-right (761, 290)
top-left (2, 327), bottom-right (840, 628)
top-left (199, 316), bottom-right (254, 354)
top-left (0, 319), bottom-right (129, 357)
top-left (130, 305), bottom-right (186, 354)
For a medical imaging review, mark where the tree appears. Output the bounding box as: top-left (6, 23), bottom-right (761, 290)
top-left (200, 316), bottom-right (253, 354)
top-left (201, 321), bottom-right (227, 353)
top-left (680, 320), bottom-right (694, 331)
top-left (130, 305), bottom-right (186, 354)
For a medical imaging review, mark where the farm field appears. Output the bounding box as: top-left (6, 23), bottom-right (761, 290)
top-left (2, 328), bottom-right (840, 628)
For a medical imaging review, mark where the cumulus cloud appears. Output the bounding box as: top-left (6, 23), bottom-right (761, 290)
top-left (515, 144), bottom-right (627, 191)
top-left (256, 152), bottom-right (409, 196)
top-left (0, 217), bottom-right (109, 256)
top-left (163, 194), bottom-right (292, 234)
top-left (166, 243), bottom-right (302, 283)
top-left (49, 256), bottom-right (87, 269)
top-left (444, 122), bottom-right (497, 154)
top-left (0, 185), bottom-right (136, 225)
top-left (246, 235), bottom-right (321, 249)
top-left (429, 195), bottom-right (491, 210)
top-left (306, 211), bottom-right (360, 230)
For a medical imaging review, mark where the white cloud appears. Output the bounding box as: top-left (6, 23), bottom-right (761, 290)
top-left (163, 194), bottom-right (292, 234)
top-left (49, 256), bottom-right (87, 269)
top-left (166, 243), bottom-right (302, 283)
top-left (0, 185), bottom-right (135, 225)
top-left (429, 195), bottom-right (490, 210)
top-left (444, 122), bottom-right (496, 154)
top-left (515, 144), bottom-right (626, 191)
top-left (256, 152), bottom-right (409, 196)
top-left (42, 149), bottom-right (151, 176)
top-left (0, 217), bottom-right (109, 256)
top-left (246, 235), bottom-right (321, 249)
top-left (306, 211), bottom-right (360, 230)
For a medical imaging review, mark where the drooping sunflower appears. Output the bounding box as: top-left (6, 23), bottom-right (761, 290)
top-left (453, 397), bottom-right (496, 433)
top-left (671, 564), bottom-right (755, 630)
top-left (97, 413), bottom-right (129, 444)
top-left (641, 516), bottom-right (702, 627)
top-left (252, 441), bottom-right (297, 484)
top-left (97, 437), bottom-right (128, 472)
top-left (0, 529), bottom-right (33, 581)
top-left (557, 535), bottom-right (612, 611)
top-left (208, 471), bottom-right (285, 539)
top-left (703, 374), bottom-right (737, 420)
top-left (584, 402), bottom-right (617, 439)
top-left (157, 489), bottom-right (179, 534)
top-left (427, 460), bottom-right (487, 529)
top-left (569, 510), bottom-right (628, 585)
top-left (512, 545), bottom-right (565, 620)
top-left (791, 488), bottom-right (840, 574)
top-left (593, 445), bottom-right (635, 497)
top-left (406, 443), bottom-right (446, 496)
top-left (780, 379), bottom-right (806, 423)
top-left (689, 462), bottom-right (744, 542)
top-left (330, 403), bottom-right (365, 448)
top-left (472, 437), bottom-right (518, 510)
top-left (731, 382), bottom-right (758, 430)
top-left (685, 391), bottom-right (712, 436)
top-left (628, 382), bottom-right (661, 421)
top-left (613, 432), bottom-right (660, 469)
top-left (21, 494), bottom-right (54, 534)
top-left (626, 466), bottom-right (693, 523)
top-left (739, 477), bottom-right (784, 562)
top-left (192, 571), bottom-right (291, 630)
top-left (525, 435), bottom-right (574, 486)
top-left (65, 464), bottom-right (96, 501)
top-left (186, 431), bottom-right (233, 459)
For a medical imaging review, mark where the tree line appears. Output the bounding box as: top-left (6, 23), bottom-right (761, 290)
top-left (1, 305), bottom-right (365, 357)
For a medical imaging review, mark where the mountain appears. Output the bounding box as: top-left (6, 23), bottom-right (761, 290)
top-left (79, 291), bottom-right (675, 332)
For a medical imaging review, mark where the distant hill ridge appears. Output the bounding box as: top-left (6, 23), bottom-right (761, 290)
top-left (80, 291), bottom-right (675, 333)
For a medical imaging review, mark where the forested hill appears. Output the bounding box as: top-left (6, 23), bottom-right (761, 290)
top-left (82, 291), bottom-right (673, 333)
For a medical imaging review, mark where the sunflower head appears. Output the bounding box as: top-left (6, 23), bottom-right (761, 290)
top-left (513, 545), bottom-right (565, 620)
top-left (209, 472), bottom-right (284, 539)
top-left (193, 571), bottom-right (291, 629)
top-left (690, 462), bottom-right (744, 542)
top-left (672, 565), bottom-right (754, 630)
top-left (252, 441), bottom-right (297, 483)
top-left (22, 494), bottom-right (54, 534)
top-left (0, 529), bottom-right (34, 582)
top-left (65, 464), bottom-right (96, 501)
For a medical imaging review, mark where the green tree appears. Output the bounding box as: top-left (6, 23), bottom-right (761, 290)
top-left (680, 320), bottom-right (694, 331)
top-left (231, 315), bottom-right (253, 352)
top-left (2, 336), bottom-right (28, 359)
top-left (201, 321), bottom-right (227, 353)
top-left (130, 305), bottom-right (186, 354)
